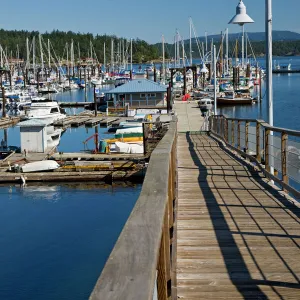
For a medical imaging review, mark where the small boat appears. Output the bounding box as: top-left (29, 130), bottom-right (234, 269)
top-left (197, 98), bottom-right (214, 116)
top-left (21, 98), bottom-right (66, 124)
top-left (217, 91), bottom-right (254, 106)
top-left (114, 141), bottom-right (144, 154)
top-left (21, 160), bottom-right (60, 173)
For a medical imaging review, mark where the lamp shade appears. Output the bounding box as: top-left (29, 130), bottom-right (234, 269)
top-left (228, 0), bottom-right (254, 25)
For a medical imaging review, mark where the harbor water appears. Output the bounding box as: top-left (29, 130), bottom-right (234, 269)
top-left (0, 182), bottom-right (142, 300)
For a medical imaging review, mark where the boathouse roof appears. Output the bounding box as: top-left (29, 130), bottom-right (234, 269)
top-left (106, 79), bottom-right (167, 94)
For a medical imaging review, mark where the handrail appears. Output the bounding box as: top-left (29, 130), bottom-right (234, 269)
top-left (210, 115), bottom-right (300, 199)
top-left (215, 115), bottom-right (300, 137)
top-left (89, 122), bottom-right (177, 300)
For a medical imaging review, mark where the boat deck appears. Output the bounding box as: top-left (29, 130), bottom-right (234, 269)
top-left (174, 101), bottom-right (300, 299)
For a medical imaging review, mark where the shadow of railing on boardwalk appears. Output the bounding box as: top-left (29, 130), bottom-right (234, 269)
top-left (185, 132), bottom-right (300, 299)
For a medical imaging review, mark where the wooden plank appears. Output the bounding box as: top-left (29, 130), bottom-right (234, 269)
top-left (176, 132), bottom-right (300, 300)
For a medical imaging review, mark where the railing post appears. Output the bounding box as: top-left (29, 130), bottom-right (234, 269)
top-left (256, 122), bottom-right (261, 162)
top-left (157, 207), bottom-right (171, 300)
top-left (245, 121), bottom-right (249, 153)
top-left (265, 129), bottom-right (270, 172)
top-left (237, 120), bottom-right (241, 150)
top-left (225, 119), bottom-right (228, 142)
top-left (231, 120), bottom-right (235, 147)
top-left (281, 132), bottom-right (288, 186)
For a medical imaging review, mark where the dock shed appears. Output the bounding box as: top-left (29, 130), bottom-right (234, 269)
top-left (106, 79), bottom-right (167, 108)
top-left (18, 119), bottom-right (48, 153)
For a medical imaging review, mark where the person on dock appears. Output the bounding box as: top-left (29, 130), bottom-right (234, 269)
top-left (24, 149), bottom-right (27, 157)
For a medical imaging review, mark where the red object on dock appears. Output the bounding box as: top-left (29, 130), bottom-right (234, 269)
top-left (182, 93), bottom-right (190, 101)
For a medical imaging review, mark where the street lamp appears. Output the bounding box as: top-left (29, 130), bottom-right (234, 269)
top-left (229, 0), bottom-right (254, 68)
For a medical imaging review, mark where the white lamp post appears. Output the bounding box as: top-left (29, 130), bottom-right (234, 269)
top-left (229, 0), bottom-right (254, 68)
top-left (266, 0), bottom-right (274, 176)
top-left (266, 0), bottom-right (273, 128)
top-left (213, 45), bottom-right (217, 116)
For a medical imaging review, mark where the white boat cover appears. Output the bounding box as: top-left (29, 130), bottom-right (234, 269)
top-left (115, 142), bottom-right (144, 154)
top-left (21, 160), bottom-right (60, 173)
top-left (116, 127), bottom-right (143, 135)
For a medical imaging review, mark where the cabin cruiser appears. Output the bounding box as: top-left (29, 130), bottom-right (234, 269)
top-left (21, 98), bottom-right (66, 124)
top-left (217, 91), bottom-right (254, 105)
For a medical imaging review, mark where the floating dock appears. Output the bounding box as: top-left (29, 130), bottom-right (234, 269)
top-left (0, 117), bottom-right (20, 129)
top-left (52, 116), bottom-right (134, 128)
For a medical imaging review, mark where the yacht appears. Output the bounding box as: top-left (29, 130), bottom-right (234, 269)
top-left (21, 98), bottom-right (66, 124)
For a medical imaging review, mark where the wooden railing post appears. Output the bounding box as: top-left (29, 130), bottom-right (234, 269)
top-left (281, 132), bottom-right (288, 186)
top-left (231, 120), bottom-right (235, 146)
top-left (224, 118), bottom-right (228, 142)
top-left (157, 207), bottom-right (171, 300)
top-left (237, 120), bottom-right (241, 150)
top-left (256, 122), bottom-right (261, 162)
top-left (245, 121), bottom-right (249, 153)
top-left (265, 129), bottom-right (270, 171)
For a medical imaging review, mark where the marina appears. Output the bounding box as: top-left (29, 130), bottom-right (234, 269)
top-left (1, 0), bottom-right (300, 299)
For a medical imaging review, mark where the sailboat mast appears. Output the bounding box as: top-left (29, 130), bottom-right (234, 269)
top-left (111, 39), bottom-right (114, 73)
top-left (189, 17), bottom-right (192, 66)
top-left (245, 33), bottom-right (248, 65)
top-left (177, 31), bottom-right (180, 67)
top-left (205, 31), bottom-right (208, 54)
top-left (90, 40), bottom-right (93, 63)
top-left (104, 43), bottom-right (106, 72)
top-left (66, 42), bottom-right (69, 69)
top-left (130, 39), bottom-right (132, 73)
top-left (226, 28), bottom-right (229, 75)
top-left (174, 34), bottom-right (177, 68)
top-left (71, 40), bottom-right (74, 76)
top-left (162, 35), bottom-right (165, 83)
top-left (26, 38), bottom-right (29, 69)
top-left (39, 34), bottom-right (44, 79)
top-left (182, 35), bottom-right (185, 67)
top-left (48, 39), bottom-right (51, 68)
top-left (78, 42), bottom-right (80, 62)
top-left (33, 37), bottom-right (36, 79)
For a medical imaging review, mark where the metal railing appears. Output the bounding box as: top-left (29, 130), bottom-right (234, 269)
top-left (89, 122), bottom-right (177, 300)
top-left (210, 115), bottom-right (300, 199)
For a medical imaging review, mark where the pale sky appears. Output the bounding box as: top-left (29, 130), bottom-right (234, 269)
top-left (1, 0), bottom-right (299, 43)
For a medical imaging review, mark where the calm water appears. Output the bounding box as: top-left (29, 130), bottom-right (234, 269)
top-left (0, 182), bottom-right (141, 300)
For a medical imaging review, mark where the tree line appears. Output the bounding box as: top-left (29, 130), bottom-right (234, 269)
top-left (0, 29), bottom-right (160, 64)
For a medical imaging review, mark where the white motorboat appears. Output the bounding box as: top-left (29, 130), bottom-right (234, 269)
top-left (22, 98), bottom-right (66, 124)
top-left (46, 127), bottom-right (64, 148)
top-left (21, 160), bottom-right (60, 173)
top-left (197, 98), bottom-right (214, 115)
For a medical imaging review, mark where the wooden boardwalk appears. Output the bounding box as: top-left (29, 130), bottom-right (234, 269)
top-left (173, 101), bottom-right (300, 299)
top-left (176, 132), bottom-right (300, 299)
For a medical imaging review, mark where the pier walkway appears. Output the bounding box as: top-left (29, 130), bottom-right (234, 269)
top-left (175, 102), bottom-right (300, 299)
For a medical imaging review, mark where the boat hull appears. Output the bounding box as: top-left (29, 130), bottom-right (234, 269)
top-left (217, 98), bottom-right (254, 105)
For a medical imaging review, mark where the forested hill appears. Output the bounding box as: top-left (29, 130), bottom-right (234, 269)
top-left (156, 40), bottom-right (300, 58)
top-left (0, 29), bottom-right (160, 63)
top-left (192, 31), bottom-right (300, 43)
top-left (1, 29), bottom-right (300, 64)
